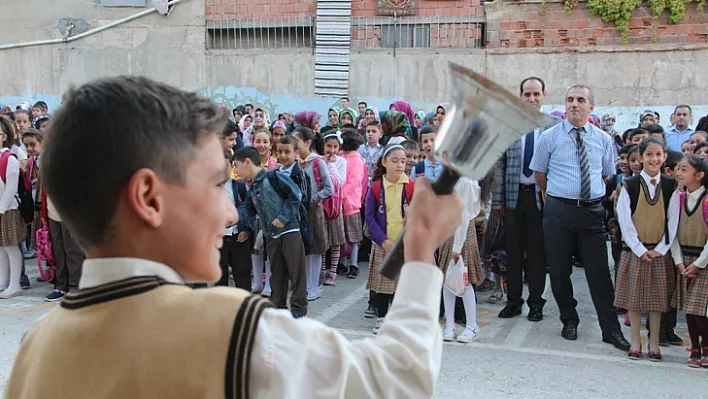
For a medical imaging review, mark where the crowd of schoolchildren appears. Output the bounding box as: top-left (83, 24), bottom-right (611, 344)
top-left (1, 97), bottom-right (707, 368)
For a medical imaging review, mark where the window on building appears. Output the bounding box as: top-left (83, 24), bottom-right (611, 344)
top-left (97, 0), bottom-right (147, 6)
top-left (380, 24), bottom-right (430, 48)
top-left (206, 20), bottom-right (314, 50)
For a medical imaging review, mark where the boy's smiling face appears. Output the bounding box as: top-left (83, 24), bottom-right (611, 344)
top-left (421, 133), bottom-right (436, 157)
top-left (405, 149), bottom-right (419, 174)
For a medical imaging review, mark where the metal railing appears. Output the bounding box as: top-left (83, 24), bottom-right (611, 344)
top-left (351, 15), bottom-right (486, 49)
top-left (206, 14), bottom-right (486, 50)
top-left (206, 15), bottom-right (315, 50)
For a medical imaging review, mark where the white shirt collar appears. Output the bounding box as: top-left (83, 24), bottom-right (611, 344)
top-left (640, 170), bottom-right (661, 186)
top-left (688, 186), bottom-right (706, 200)
top-left (79, 258), bottom-right (185, 289)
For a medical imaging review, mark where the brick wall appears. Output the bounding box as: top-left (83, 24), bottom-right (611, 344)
top-left (205, 0), bottom-right (484, 20)
top-left (485, 1), bottom-right (708, 48)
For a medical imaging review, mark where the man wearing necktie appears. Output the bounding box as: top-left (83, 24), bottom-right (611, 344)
top-left (493, 77), bottom-right (551, 322)
top-left (530, 85), bottom-right (630, 352)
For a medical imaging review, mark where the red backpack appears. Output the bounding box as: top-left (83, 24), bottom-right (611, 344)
top-left (679, 190), bottom-right (708, 227)
top-left (312, 157), bottom-right (343, 219)
top-left (370, 178), bottom-right (415, 210)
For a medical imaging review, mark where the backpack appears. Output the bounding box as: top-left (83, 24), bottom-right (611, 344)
top-left (266, 170), bottom-right (313, 246)
top-left (35, 188), bottom-right (54, 282)
top-left (622, 174), bottom-right (676, 245)
top-left (312, 157), bottom-right (343, 219)
top-left (0, 151), bottom-right (34, 224)
top-left (230, 179), bottom-right (247, 207)
top-left (679, 190), bottom-right (708, 227)
top-left (370, 178), bottom-right (415, 209)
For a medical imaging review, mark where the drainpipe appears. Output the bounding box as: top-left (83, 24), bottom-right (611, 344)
top-left (0, 0), bottom-right (186, 51)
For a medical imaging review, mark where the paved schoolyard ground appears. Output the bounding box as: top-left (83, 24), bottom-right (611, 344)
top-left (2, 258), bottom-right (706, 398)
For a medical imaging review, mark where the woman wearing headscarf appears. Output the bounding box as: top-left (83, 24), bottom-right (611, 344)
top-left (415, 111), bottom-right (426, 128)
top-left (326, 109), bottom-right (339, 129)
top-left (379, 110), bottom-right (411, 146)
top-left (601, 113), bottom-right (623, 153)
top-left (339, 109), bottom-right (358, 128)
top-left (389, 101), bottom-right (418, 141)
top-left (293, 110), bottom-right (322, 133)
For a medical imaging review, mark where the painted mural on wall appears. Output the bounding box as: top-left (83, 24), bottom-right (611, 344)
top-left (2, 86), bottom-right (708, 132)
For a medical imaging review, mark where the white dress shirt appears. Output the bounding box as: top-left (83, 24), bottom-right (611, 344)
top-left (452, 178), bottom-right (481, 254)
top-left (79, 257), bottom-right (444, 398)
top-left (616, 171), bottom-right (679, 258)
top-left (670, 186), bottom-right (708, 269)
top-left (519, 128), bottom-right (540, 185)
top-left (0, 148), bottom-right (20, 214)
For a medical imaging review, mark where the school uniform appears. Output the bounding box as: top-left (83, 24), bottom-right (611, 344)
top-left (6, 257), bottom-right (446, 398)
top-left (0, 149), bottom-right (26, 248)
top-left (302, 154), bottom-right (333, 255)
top-left (365, 174), bottom-right (413, 298)
top-left (325, 158), bottom-right (346, 249)
top-left (218, 178), bottom-right (253, 290)
top-left (437, 178), bottom-right (485, 285)
top-left (342, 151), bottom-right (366, 244)
top-left (671, 186), bottom-right (708, 317)
top-left (614, 172), bottom-right (679, 313)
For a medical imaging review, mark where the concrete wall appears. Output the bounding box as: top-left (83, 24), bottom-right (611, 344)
top-left (1, 0), bottom-right (708, 132)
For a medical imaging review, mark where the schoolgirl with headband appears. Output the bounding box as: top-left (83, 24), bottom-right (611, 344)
top-left (320, 132), bottom-right (347, 285)
top-left (365, 144), bottom-right (415, 334)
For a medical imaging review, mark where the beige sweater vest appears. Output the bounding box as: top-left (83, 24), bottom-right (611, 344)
top-left (631, 181), bottom-right (665, 246)
top-left (679, 193), bottom-right (708, 256)
top-left (5, 277), bottom-right (271, 399)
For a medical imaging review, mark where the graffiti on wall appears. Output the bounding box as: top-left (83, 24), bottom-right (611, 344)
top-left (2, 86), bottom-right (708, 132)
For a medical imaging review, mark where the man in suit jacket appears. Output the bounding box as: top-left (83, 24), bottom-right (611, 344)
top-left (492, 77), bottom-right (551, 322)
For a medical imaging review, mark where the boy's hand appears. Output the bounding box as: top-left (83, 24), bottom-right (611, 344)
top-left (237, 231), bottom-right (249, 243)
top-left (272, 219), bottom-right (284, 228)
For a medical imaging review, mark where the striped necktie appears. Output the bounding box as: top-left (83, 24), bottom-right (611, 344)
top-left (574, 128), bottom-right (591, 201)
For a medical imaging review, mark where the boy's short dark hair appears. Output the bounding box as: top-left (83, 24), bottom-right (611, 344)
top-left (366, 120), bottom-right (381, 130)
top-left (419, 125), bottom-right (438, 137)
top-left (664, 149), bottom-right (683, 170)
top-left (358, 101), bottom-right (367, 108)
top-left (619, 144), bottom-right (634, 156)
top-left (341, 96), bottom-right (349, 102)
top-left (644, 124), bottom-right (664, 135)
top-left (222, 120), bottom-right (238, 136)
top-left (278, 134), bottom-right (298, 150)
top-left (401, 139), bottom-right (420, 152)
top-left (627, 128), bottom-right (649, 141)
top-left (43, 76), bottom-right (227, 248)
top-left (234, 146), bottom-right (260, 165)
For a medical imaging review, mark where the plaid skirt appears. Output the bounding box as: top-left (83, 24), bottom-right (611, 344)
top-left (307, 205), bottom-right (329, 255)
top-left (343, 213), bottom-right (363, 243)
top-left (327, 213), bottom-right (346, 248)
top-left (366, 244), bottom-right (397, 295)
top-left (614, 250), bottom-right (672, 313)
top-left (437, 223), bottom-right (484, 285)
top-left (480, 212), bottom-right (505, 258)
top-left (673, 255), bottom-right (708, 316)
top-left (0, 209), bottom-right (27, 247)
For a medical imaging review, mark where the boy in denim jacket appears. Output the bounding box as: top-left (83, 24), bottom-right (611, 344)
top-left (234, 147), bottom-right (307, 317)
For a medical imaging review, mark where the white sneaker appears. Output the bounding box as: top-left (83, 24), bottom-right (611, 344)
top-left (442, 325), bottom-right (456, 342)
top-left (307, 291), bottom-right (321, 301)
top-left (487, 290), bottom-right (504, 304)
top-left (0, 288), bottom-right (21, 299)
top-left (456, 327), bottom-right (479, 343)
top-left (323, 273), bottom-right (336, 286)
top-left (372, 318), bottom-right (384, 335)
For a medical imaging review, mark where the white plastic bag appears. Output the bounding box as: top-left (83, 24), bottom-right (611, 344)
top-left (254, 230), bottom-right (264, 252)
top-left (444, 257), bottom-right (469, 297)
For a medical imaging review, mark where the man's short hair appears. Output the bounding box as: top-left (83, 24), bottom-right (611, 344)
top-left (358, 101), bottom-right (367, 108)
top-left (566, 85), bottom-right (594, 105)
top-left (519, 77), bottom-right (546, 94)
top-left (43, 76), bottom-right (227, 248)
top-left (675, 104), bottom-right (692, 114)
top-left (341, 96), bottom-right (349, 102)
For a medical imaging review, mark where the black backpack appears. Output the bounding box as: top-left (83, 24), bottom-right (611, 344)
top-left (0, 152), bottom-right (34, 224)
top-left (622, 174), bottom-right (676, 245)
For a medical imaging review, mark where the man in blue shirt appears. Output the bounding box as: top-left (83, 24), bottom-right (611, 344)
top-left (665, 104), bottom-right (694, 152)
top-left (531, 85), bottom-right (629, 352)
